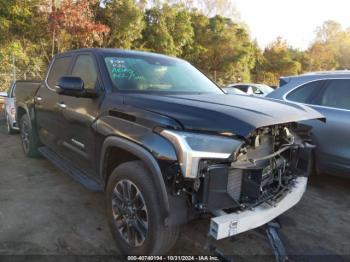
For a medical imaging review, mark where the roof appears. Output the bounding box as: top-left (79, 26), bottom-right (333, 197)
top-left (302, 70), bottom-right (350, 75)
top-left (282, 70), bottom-right (350, 79)
top-left (54, 48), bottom-right (184, 62)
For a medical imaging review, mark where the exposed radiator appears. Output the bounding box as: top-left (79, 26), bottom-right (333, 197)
top-left (227, 169), bottom-right (243, 201)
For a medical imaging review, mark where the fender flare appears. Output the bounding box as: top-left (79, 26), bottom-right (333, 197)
top-left (100, 136), bottom-right (170, 219)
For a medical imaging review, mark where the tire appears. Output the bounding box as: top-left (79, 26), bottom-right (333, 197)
top-left (19, 114), bottom-right (40, 157)
top-left (6, 114), bottom-right (17, 135)
top-left (106, 160), bottom-right (180, 255)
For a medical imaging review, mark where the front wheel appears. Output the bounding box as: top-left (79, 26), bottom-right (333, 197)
top-left (19, 114), bottom-right (40, 157)
top-left (106, 160), bottom-right (180, 255)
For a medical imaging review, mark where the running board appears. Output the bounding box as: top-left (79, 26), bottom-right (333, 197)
top-left (38, 146), bottom-right (103, 192)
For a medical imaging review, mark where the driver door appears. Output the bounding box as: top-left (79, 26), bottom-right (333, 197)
top-left (57, 53), bottom-right (103, 176)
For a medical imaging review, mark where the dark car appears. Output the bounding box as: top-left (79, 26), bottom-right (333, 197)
top-left (267, 71), bottom-right (350, 177)
top-left (15, 48), bottom-right (323, 255)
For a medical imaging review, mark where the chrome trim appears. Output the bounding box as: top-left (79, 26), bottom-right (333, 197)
top-left (56, 102), bottom-right (66, 109)
top-left (160, 130), bottom-right (232, 179)
top-left (44, 58), bottom-right (57, 92)
top-left (283, 77), bottom-right (350, 113)
top-left (71, 138), bottom-right (85, 149)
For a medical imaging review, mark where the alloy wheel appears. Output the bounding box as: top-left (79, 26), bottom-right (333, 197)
top-left (112, 179), bottom-right (149, 247)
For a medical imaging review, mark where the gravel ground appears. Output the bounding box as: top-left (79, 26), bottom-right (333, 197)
top-left (0, 117), bottom-right (349, 261)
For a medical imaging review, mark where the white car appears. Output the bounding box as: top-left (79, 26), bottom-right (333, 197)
top-left (0, 81), bottom-right (19, 134)
top-left (227, 83), bottom-right (274, 96)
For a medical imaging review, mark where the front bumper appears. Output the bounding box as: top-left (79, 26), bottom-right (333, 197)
top-left (209, 176), bottom-right (307, 240)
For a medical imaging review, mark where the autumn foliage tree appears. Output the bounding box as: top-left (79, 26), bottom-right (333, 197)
top-left (49, 0), bottom-right (109, 52)
top-left (1, 1), bottom-right (350, 90)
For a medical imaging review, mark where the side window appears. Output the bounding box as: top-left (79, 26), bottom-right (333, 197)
top-left (252, 86), bottom-right (263, 94)
top-left (320, 79), bottom-right (350, 110)
top-left (286, 80), bottom-right (325, 103)
top-left (236, 85), bottom-right (248, 92)
top-left (71, 55), bottom-right (98, 90)
top-left (47, 56), bottom-right (72, 89)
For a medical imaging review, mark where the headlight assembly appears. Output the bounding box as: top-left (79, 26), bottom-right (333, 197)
top-left (160, 129), bottom-right (244, 179)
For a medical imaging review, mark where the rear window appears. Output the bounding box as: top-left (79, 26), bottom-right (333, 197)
top-left (320, 79), bottom-right (350, 110)
top-left (47, 56), bottom-right (72, 89)
top-left (286, 80), bottom-right (325, 103)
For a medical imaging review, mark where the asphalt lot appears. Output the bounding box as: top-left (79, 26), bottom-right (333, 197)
top-left (0, 117), bottom-right (349, 261)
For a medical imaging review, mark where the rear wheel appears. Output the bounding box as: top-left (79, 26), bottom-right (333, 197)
top-left (106, 160), bottom-right (180, 255)
top-left (19, 114), bottom-right (40, 157)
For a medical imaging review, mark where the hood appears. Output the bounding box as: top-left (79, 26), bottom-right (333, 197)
top-left (123, 93), bottom-right (325, 137)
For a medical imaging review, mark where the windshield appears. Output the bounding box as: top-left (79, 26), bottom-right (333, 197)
top-left (104, 55), bottom-right (223, 94)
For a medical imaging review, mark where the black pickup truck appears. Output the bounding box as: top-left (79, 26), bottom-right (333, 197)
top-left (15, 48), bottom-right (324, 255)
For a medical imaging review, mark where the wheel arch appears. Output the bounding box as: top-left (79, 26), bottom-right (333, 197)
top-left (16, 104), bottom-right (28, 123)
top-left (100, 136), bottom-right (170, 221)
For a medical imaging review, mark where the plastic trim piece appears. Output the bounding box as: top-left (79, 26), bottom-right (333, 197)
top-left (209, 176), bottom-right (308, 240)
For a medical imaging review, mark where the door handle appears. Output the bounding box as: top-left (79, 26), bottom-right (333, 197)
top-left (57, 102), bottom-right (67, 109)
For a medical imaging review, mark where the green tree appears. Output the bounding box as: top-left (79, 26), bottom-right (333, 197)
top-left (97, 0), bottom-right (145, 49)
top-left (256, 38), bottom-right (301, 85)
top-left (184, 14), bottom-right (257, 84)
top-left (141, 4), bottom-right (193, 56)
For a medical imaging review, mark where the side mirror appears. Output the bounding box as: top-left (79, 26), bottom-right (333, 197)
top-left (0, 92), bottom-right (8, 98)
top-left (56, 76), bottom-right (98, 98)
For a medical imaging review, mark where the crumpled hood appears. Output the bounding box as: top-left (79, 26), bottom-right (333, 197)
top-left (123, 93), bottom-right (325, 137)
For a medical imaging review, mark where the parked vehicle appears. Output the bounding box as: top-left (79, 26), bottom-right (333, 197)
top-left (15, 48), bottom-right (324, 255)
top-left (223, 87), bottom-right (247, 95)
top-left (1, 81), bottom-right (42, 134)
top-left (0, 92), bottom-right (5, 112)
top-left (1, 82), bottom-right (19, 134)
top-left (226, 83), bottom-right (274, 96)
top-left (267, 71), bottom-right (350, 177)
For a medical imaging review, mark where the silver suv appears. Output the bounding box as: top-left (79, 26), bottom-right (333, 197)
top-left (267, 71), bottom-right (350, 177)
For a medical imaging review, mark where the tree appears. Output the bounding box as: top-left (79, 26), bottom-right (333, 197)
top-left (307, 20), bottom-right (350, 71)
top-left (97, 0), bottom-right (144, 49)
top-left (141, 4), bottom-right (193, 56)
top-left (49, 0), bottom-right (109, 52)
top-left (308, 42), bottom-right (337, 71)
top-left (255, 38), bottom-right (301, 85)
top-left (185, 14), bottom-right (257, 84)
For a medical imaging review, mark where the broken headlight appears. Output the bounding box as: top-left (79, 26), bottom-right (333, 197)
top-left (160, 129), bottom-right (243, 179)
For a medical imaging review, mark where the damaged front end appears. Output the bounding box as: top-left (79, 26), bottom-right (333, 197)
top-left (203, 123), bottom-right (313, 212)
top-left (160, 122), bottom-right (314, 239)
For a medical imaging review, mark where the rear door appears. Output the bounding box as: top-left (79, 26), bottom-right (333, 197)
top-left (311, 79), bottom-right (350, 173)
top-left (286, 78), bottom-right (350, 174)
top-left (36, 55), bottom-right (73, 152)
top-left (57, 53), bottom-right (103, 175)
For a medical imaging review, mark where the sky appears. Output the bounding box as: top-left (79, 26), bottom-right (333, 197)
top-left (233, 0), bottom-right (350, 50)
